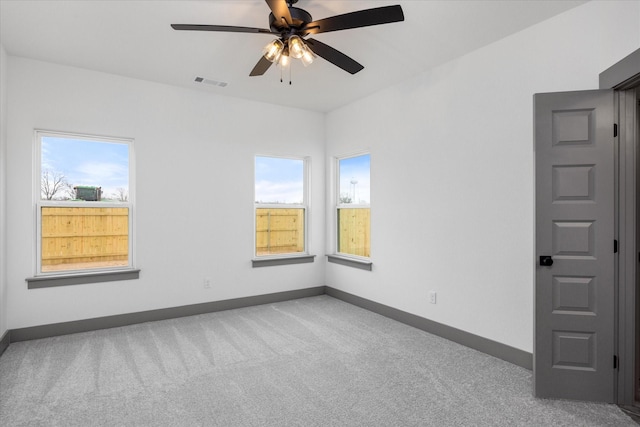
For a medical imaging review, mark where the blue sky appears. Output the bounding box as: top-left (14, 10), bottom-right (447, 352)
top-left (41, 143), bottom-right (368, 204)
top-left (339, 154), bottom-right (370, 204)
top-left (255, 156), bottom-right (304, 204)
top-left (41, 136), bottom-right (129, 199)
top-left (254, 154), bottom-right (370, 205)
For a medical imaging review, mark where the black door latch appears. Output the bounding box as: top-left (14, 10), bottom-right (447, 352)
top-left (540, 256), bottom-right (554, 267)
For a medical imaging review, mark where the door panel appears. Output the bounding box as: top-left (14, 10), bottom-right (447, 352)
top-left (535, 89), bottom-right (615, 402)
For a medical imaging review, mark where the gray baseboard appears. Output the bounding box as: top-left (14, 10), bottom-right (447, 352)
top-left (10, 286), bottom-right (325, 342)
top-left (325, 286), bottom-right (533, 370)
top-left (0, 330), bottom-right (9, 357)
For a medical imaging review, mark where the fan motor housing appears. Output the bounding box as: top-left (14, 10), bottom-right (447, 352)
top-left (269, 7), bottom-right (312, 33)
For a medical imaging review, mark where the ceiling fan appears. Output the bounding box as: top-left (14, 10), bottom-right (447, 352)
top-left (171, 0), bottom-right (404, 77)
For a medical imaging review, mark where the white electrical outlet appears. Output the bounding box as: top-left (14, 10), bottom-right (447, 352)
top-left (429, 291), bottom-right (437, 304)
top-left (203, 278), bottom-right (211, 289)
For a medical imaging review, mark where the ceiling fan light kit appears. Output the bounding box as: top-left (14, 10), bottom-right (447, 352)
top-left (263, 34), bottom-right (316, 72)
top-left (171, 0), bottom-right (404, 79)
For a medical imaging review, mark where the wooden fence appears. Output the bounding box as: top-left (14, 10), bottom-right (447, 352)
top-left (256, 208), bottom-right (304, 256)
top-left (41, 207), bottom-right (129, 271)
top-left (338, 208), bottom-right (370, 257)
top-left (41, 206), bottom-right (368, 268)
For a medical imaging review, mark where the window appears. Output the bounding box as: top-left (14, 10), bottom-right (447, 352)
top-left (336, 153), bottom-right (370, 258)
top-left (35, 131), bottom-right (134, 276)
top-left (255, 156), bottom-right (307, 257)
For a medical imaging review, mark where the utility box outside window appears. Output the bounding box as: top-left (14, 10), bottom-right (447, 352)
top-left (74, 186), bottom-right (102, 201)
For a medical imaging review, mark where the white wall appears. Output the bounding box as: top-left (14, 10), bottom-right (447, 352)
top-left (325, 0), bottom-right (640, 353)
top-left (0, 44), bottom-right (8, 338)
top-left (5, 58), bottom-right (326, 329)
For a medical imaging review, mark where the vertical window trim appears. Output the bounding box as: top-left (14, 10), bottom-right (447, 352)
top-left (253, 154), bottom-right (310, 259)
top-left (334, 151), bottom-right (371, 260)
top-left (33, 130), bottom-right (136, 277)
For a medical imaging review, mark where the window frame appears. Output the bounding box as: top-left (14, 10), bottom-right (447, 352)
top-left (253, 154), bottom-right (310, 262)
top-left (32, 130), bottom-right (136, 280)
top-left (334, 151), bottom-right (371, 262)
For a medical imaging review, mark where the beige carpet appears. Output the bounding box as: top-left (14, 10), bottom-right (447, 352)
top-left (0, 295), bottom-right (635, 426)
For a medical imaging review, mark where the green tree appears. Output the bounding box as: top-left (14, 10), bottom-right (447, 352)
top-left (339, 193), bottom-right (352, 204)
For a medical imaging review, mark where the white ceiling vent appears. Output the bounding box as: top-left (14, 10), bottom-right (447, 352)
top-left (194, 76), bottom-right (228, 87)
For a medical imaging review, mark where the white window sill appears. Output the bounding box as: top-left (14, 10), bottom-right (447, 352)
top-left (252, 255), bottom-right (316, 268)
top-left (26, 269), bottom-right (141, 289)
top-left (326, 255), bottom-right (372, 271)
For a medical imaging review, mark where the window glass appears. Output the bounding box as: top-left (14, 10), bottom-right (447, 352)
top-left (338, 154), bottom-right (370, 205)
top-left (37, 132), bottom-right (133, 274)
top-left (41, 136), bottom-right (129, 201)
top-left (255, 208), bottom-right (305, 256)
top-left (337, 153), bottom-right (370, 258)
top-left (255, 156), bottom-right (306, 257)
top-left (255, 156), bottom-right (303, 204)
top-left (41, 206), bottom-right (129, 272)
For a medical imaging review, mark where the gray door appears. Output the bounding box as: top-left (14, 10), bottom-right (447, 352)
top-left (534, 89), bottom-right (616, 402)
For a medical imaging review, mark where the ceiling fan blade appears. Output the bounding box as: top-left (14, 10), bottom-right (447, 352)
top-left (250, 56), bottom-right (274, 76)
top-left (302, 5), bottom-right (404, 35)
top-left (265, 0), bottom-right (293, 27)
top-left (305, 38), bottom-right (364, 75)
top-left (171, 24), bottom-right (274, 34)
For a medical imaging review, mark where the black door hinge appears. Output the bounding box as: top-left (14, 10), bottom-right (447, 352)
top-left (614, 239), bottom-right (618, 253)
top-left (614, 355), bottom-right (618, 369)
top-left (614, 123), bottom-right (618, 137)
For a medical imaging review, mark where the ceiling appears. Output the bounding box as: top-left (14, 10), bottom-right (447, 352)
top-left (0, 0), bottom-right (587, 113)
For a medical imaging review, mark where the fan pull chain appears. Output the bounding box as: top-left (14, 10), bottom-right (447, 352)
top-left (279, 62), bottom-right (293, 85)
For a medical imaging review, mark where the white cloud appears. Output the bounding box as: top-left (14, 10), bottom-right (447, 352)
top-left (255, 180), bottom-right (303, 204)
top-left (72, 161), bottom-right (128, 188)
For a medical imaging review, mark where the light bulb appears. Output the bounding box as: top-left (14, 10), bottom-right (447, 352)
top-left (262, 39), bottom-right (283, 63)
top-left (288, 35), bottom-right (305, 59)
top-left (279, 51), bottom-right (290, 68)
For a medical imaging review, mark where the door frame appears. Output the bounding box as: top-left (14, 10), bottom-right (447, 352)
top-left (599, 48), bottom-right (640, 406)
